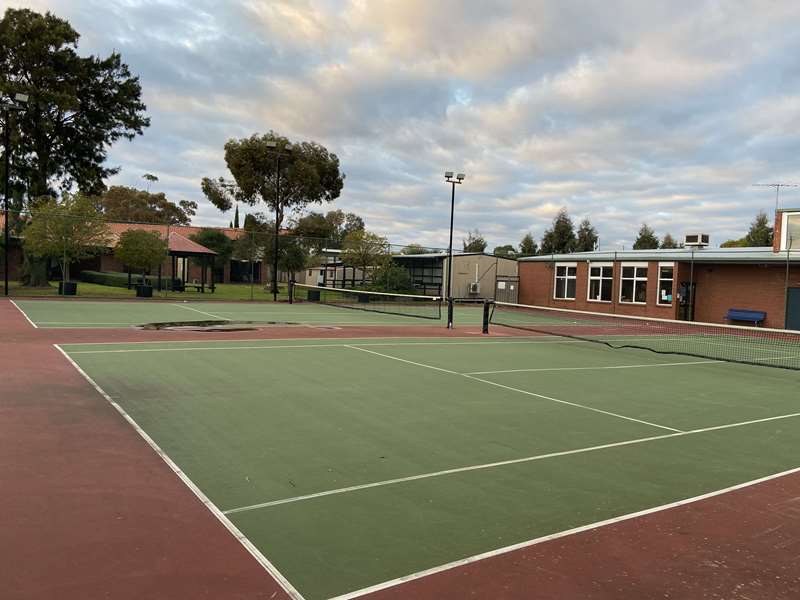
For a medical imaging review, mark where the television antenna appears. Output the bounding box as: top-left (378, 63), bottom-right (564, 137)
top-left (753, 183), bottom-right (799, 212)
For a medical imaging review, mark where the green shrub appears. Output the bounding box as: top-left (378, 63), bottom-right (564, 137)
top-left (80, 270), bottom-right (173, 288)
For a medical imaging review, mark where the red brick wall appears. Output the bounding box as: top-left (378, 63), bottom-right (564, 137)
top-left (519, 259), bottom-right (800, 328)
top-left (518, 261), bottom-right (678, 319)
top-left (690, 263), bottom-right (800, 328)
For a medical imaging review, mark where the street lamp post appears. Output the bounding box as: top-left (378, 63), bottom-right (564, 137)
top-left (265, 141), bottom-right (292, 301)
top-left (2, 93), bottom-right (28, 297)
top-left (444, 171), bottom-right (465, 328)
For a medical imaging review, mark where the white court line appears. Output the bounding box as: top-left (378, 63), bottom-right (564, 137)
top-left (9, 299), bottom-right (38, 328)
top-left (223, 410), bottom-right (800, 515)
top-left (329, 463), bottom-right (800, 600)
top-left (54, 344), bottom-right (305, 600)
top-left (173, 303), bottom-right (229, 320)
top-left (346, 345), bottom-right (683, 433)
top-left (66, 338), bottom-right (627, 355)
top-left (466, 360), bottom-right (723, 375)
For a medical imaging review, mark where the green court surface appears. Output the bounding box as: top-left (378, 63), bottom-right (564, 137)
top-left (60, 335), bottom-right (800, 600)
top-left (13, 299), bottom-right (484, 328)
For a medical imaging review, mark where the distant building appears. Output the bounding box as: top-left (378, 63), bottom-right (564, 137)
top-left (517, 210), bottom-right (800, 330)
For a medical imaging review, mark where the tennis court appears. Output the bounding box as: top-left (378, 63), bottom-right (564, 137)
top-left (57, 330), bottom-right (800, 600)
top-left (11, 290), bottom-right (483, 329)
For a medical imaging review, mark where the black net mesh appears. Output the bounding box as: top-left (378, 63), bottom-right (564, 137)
top-left (291, 283), bottom-right (442, 320)
top-left (489, 301), bottom-right (800, 370)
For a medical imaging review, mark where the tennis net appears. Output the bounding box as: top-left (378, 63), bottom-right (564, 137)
top-left (291, 283), bottom-right (443, 320)
top-left (488, 301), bottom-right (800, 370)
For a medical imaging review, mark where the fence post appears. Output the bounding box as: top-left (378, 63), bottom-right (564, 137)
top-left (482, 300), bottom-right (491, 334)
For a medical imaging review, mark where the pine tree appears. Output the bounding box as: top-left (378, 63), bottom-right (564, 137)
top-left (518, 232), bottom-right (538, 256)
top-left (660, 233), bottom-right (679, 249)
top-left (540, 209), bottom-right (576, 254)
top-left (744, 211), bottom-right (773, 247)
top-left (633, 223), bottom-right (660, 250)
top-left (233, 205), bottom-right (240, 228)
top-left (575, 218), bottom-right (598, 252)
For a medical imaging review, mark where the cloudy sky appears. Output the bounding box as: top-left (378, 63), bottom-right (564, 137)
top-left (12, 0), bottom-right (800, 250)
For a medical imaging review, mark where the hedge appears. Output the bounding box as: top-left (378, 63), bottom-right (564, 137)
top-left (80, 270), bottom-right (175, 289)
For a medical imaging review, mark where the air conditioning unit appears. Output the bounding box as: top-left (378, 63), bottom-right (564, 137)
top-left (468, 282), bottom-right (480, 294)
top-left (684, 233), bottom-right (710, 248)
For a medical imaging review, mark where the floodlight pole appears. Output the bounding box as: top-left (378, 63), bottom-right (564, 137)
top-left (444, 172), bottom-right (464, 329)
top-left (3, 106), bottom-right (10, 297)
top-left (267, 142), bottom-right (292, 301)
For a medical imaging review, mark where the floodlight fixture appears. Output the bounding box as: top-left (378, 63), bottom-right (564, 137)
top-left (444, 171), bottom-right (453, 179)
top-left (265, 140), bottom-right (278, 148)
top-left (456, 173), bottom-right (465, 181)
top-left (442, 169), bottom-right (467, 328)
top-left (14, 93), bottom-right (28, 104)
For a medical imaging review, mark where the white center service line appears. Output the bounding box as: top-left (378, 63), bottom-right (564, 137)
top-left (223, 410), bottom-right (800, 516)
top-left (345, 345), bottom-right (684, 433)
top-left (173, 303), bottom-right (228, 320)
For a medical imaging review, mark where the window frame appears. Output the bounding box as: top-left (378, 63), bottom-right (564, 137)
top-left (656, 262), bottom-right (674, 306)
top-left (586, 262), bottom-right (614, 303)
top-left (619, 262), bottom-right (649, 305)
top-left (781, 211), bottom-right (800, 250)
top-left (553, 262), bottom-right (577, 300)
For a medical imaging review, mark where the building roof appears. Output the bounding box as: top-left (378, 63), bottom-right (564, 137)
top-left (393, 251), bottom-right (518, 261)
top-left (168, 232), bottom-right (216, 255)
top-left (520, 246), bottom-right (800, 264)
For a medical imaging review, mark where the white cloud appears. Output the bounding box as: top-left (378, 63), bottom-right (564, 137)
top-left (10, 0), bottom-right (800, 249)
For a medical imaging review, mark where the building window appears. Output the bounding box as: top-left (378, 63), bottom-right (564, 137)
top-left (554, 263), bottom-right (577, 300)
top-left (786, 213), bottom-right (800, 250)
top-left (620, 264), bottom-right (648, 304)
top-left (587, 263), bottom-right (613, 302)
top-left (657, 263), bottom-right (674, 306)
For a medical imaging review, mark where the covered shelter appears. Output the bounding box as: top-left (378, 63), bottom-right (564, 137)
top-left (163, 232), bottom-right (217, 293)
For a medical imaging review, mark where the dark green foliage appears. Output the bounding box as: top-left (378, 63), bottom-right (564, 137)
top-left (401, 243), bottom-right (428, 255)
top-left (493, 244), bottom-right (517, 257)
top-left (633, 223), bottom-right (660, 250)
top-left (721, 237), bottom-right (748, 248)
top-left (189, 229), bottom-right (234, 265)
top-left (80, 270), bottom-right (171, 288)
top-left (278, 239), bottom-right (307, 278)
top-left (463, 229), bottom-right (487, 252)
top-left (370, 260), bottom-right (414, 293)
top-left (114, 230), bottom-right (167, 278)
top-left (202, 132), bottom-right (344, 229)
top-left (0, 8), bottom-right (149, 197)
top-left (745, 211), bottom-right (773, 247)
top-left (233, 205), bottom-right (240, 228)
top-left (660, 233), bottom-right (680, 249)
top-left (95, 186), bottom-right (196, 225)
top-left (518, 232), bottom-right (538, 257)
top-left (540, 209), bottom-right (576, 254)
top-left (22, 193), bottom-right (110, 282)
top-left (575, 218), bottom-right (598, 252)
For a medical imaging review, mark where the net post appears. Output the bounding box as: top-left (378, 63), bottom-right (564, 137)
top-left (482, 300), bottom-right (492, 334)
top-left (447, 297), bottom-right (454, 329)
top-left (288, 279), bottom-right (295, 304)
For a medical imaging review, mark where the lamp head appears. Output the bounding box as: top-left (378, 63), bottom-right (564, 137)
top-left (444, 171), bottom-right (454, 179)
top-left (456, 173), bottom-right (465, 181)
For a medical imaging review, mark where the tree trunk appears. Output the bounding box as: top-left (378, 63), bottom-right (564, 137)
top-left (20, 252), bottom-right (50, 287)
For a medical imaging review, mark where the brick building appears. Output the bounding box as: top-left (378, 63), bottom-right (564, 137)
top-left (518, 210), bottom-right (800, 330)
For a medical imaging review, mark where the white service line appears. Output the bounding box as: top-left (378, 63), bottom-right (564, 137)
top-left (222, 409), bottom-right (800, 515)
top-left (173, 303), bottom-right (229, 320)
top-left (67, 338), bottom-right (601, 354)
top-left (329, 463), bottom-right (800, 600)
top-left (53, 344), bottom-right (305, 600)
top-left (346, 345), bottom-right (683, 433)
top-left (466, 360), bottom-right (723, 375)
top-left (9, 299), bottom-right (38, 328)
